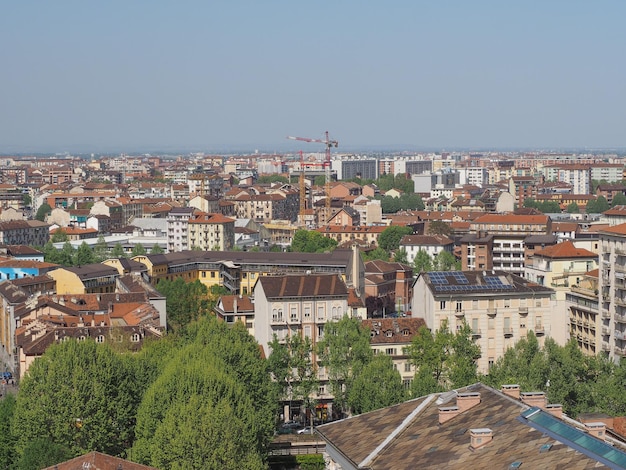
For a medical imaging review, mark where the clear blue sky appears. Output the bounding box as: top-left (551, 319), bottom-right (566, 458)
top-left (2, 1), bottom-right (625, 153)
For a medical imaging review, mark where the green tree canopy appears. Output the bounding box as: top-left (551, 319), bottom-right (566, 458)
top-left (151, 243), bottom-right (164, 254)
top-left (585, 196), bottom-right (610, 214)
top-left (413, 250), bottom-right (433, 273)
top-left (393, 248), bottom-right (408, 264)
top-left (427, 221), bottom-right (452, 237)
top-left (51, 228), bottom-right (69, 243)
top-left (111, 242), bottom-right (126, 258)
top-left (35, 203), bottom-right (52, 222)
top-left (316, 316), bottom-right (373, 416)
top-left (11, 340), bottom-right (137, 459)
top-left (132, 243), bottom-right (147, 256)
top-left (348, 354), bottom-right (405, 414)
top-left (75, 241), bottom-right (95, 266)
top-left (566, 202), bottom-right (580, 213)
top-left (93, 235), bottom-right (108, 262)
top-left (611, 192), bottom-right (626, 207)
top-left (257, 174), bottom-right (289, 185)
top-left (434, 251), bottom-right (460, 271)
top-left (378, 225), bottom-right (413, 252)
top-left (0, 394), bottom-right (17, 470)
top-left (291, 229), bottom-right (338, 253)
top-left (361, 247), bottom-right (390, 262)
top-left (155, 278), bottom-right (210, 332)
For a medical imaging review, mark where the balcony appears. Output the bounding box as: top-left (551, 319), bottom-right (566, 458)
top-left (601, 311), bottom-right (611, 319)
top-left (518, 307), bottom-right (528, 315)
top-left (535, 324), bottom-right (545, 335)
top-left (602, 342), bottom-right (610, 352)
top-left (602, 326), bottom-right (610, 336)
top-left (614, 347), bottom-right (626, 356)
top-left (471, 329), bottom-right (482, 338)
top-left (615, 313), bottom-right (626, 324)
top-left (615, 330), bottom-right (626, 341)
top-left (271, 315), bottom-right (286, 325)
top-left (454, 309), bottom-right (465, 318)
top-left (487, 308), bottom-right (498, 316)
top-left (503, 327), bottom-right (514, 337)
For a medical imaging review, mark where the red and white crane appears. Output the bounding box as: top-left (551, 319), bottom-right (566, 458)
top-left (287, 131), bottom-right (338, 221)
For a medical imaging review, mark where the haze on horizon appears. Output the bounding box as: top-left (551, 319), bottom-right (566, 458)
top-left (2, 1), bottom-right (625, 154)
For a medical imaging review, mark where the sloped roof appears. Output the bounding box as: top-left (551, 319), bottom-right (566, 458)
top-left (533, 241), bottom-right (596, 259)
top-left (400, 234), bottom-right (454, 246)
top-left (258, 273), bottom-right (348, 298)
top-left (317, 383), bottom-right (622, 469)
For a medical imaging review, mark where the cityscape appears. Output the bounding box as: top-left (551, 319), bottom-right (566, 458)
top-left (3, 1), bottom-right (626, 469)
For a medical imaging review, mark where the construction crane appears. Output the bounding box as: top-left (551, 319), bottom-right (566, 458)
top-left (287, 131), bottom-right (338, 223)
top-left (298, 151), bottom-right (306, 222)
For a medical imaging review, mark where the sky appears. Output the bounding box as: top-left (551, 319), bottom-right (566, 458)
top-left (1, 1), bottom-right (625, 153)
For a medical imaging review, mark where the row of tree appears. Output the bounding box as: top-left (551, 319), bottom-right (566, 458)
top-left (1, 317), bottom-right (276, 470)
top-left (40, 237), bottom-right (163, 267)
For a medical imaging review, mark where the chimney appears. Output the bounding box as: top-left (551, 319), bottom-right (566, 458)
top-left (438, 392), bottom-right (481, 424)
top-left (585, 422), bottom-right (606, 440)
top-left (470, 428), bottom-right (493, 449)
top-left (457, 392), bottom-right (481, 412)
top-left (545, 403), bottom-right (563, 419)
top-left (520, 392), bottom-right (547, 409)
top-left (501, 384), bottom-right (520, 399)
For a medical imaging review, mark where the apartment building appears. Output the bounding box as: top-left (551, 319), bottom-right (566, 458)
top-left (166, 207), bottom-right (196, 252)
top-left (399, 234), bottom-right (454, 265)
top-left (598, 224), bottom-right (626, 363)
top-left (566, 269), bottom-right (601, 356)
top-left (49, 264), bottom-right (120, 294)
top-left (187, 212), bottom-right (235, 251)
top-left (412, 270), bottom-right (555, 374)
top-left (0, 220), bottom-right (50, 247)
top-left (364, 260), bottom-right (413, 315)
top-left (461, 214), bottom-right (552, 275)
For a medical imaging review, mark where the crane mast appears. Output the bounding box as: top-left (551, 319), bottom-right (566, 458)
top-left (287, 131), bottom-right (338, 224)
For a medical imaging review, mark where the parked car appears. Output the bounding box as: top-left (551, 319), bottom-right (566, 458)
top-left (297, 426), bottom-right (314, 434)
top-left (1, 372), bottom-right (12, 381)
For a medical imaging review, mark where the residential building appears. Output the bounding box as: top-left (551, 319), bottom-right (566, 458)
top-left (214, 294), bottom-right (255, 336)
top-left (166, 207), bottom-right (196, 253)
top-left (399, 234), bottom-right (454, 265)
top-left (362, 317), bottom-right (426, 390)
top-left (566, 269), bottom-right (601, 356)
top-left (49, 264), bottom-right (120, 294)
top-left (412, 271), bottom-right (555, 373)
top-left (188, 212), bottom-right (235, 251)
top-left (598, 224), bottom-right (626, 363)
top-left (0, 220), bottom-right (50, 247)
top-left (364, 260), bottom-right (413, 315)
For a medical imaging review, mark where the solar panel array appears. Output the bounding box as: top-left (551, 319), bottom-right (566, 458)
top-left (429, 272), bottom-right (514, 292)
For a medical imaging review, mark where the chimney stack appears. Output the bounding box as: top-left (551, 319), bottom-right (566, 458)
top-left (501, 384), bottom-right (520, 400)
top-left (586, 422), bottom-right (606, 440)
top-left (545, 403), bottom-right (563, 419)
top-left (470, 428), bottom-right (493, 449)
top-left (520, 392), bottom-right (547, 409)
top-left (438, 392), bottom-right (481, 424)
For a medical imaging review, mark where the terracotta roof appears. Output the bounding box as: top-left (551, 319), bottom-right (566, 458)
top-left (533, 241), bottom-right (596, 259)
top-left (600, 223), bottom-right (626, 236)
top-left (258, 273), bottom-right (348, 298)
top-left (586, 268), bottom-right (599, 278)
top-left (219, 295), bottom-right (255, 314)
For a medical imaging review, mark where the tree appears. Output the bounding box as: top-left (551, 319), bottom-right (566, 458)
top-left (316, 316), bottom-right (373, 416)
top-left (361, 247), bottom-right (389, 262)
top-left (537, 200), bottom-right (561, 213)
top-left (150, 243), bottom-right (164, 254)
top-left (16, 437), bottom-right (73, 470)
top-left (51, 228), bottom-right (69, 243)
top-left (291, 229), bottom-right (338, 253)
top-left (0, 394), bottom-right (17, 470)
top-left (132, 243), bottom-right (147, 256)
top-left (11, 340), bottom-right (137, 459)
top-left (257, 174), bottom-right (289, 185)
top-left (75, 241), bottom-right (95, 266)
top-left (380, 195), bottom-right (401, 214)
top-left (59, 241), bottom-right (76, 266)
top-left (434, 251), bottom-right (459, 271)
top-left (413, 250), bottom-right (433, 273)
top-left (111, 242), bottom-right (126, 258)
top-left (612, 192), bottom-right (626, 207)
top-left (378, 226), bottom-right (413, 252)
top-left (22, 192), bottom-right (32, 207)
top-left (268, 334), bottom-right (318, 422)
top-left (155, 278), bottom-right (210, 332)
top-left (132, 318), bottom-right (275, 468)
top-left (393, 248), bottom-right (408, 264)
top-left (427, 221), bottom-right (452, 237)
top-left (586, 196), bottom-right (610, 214)
top-left (43, 240), bottom-right (62, 264)
top-left (566, 202), bottom-right (580, 213)
top-left (35, 203), bottom-right (52, 222)
top-left (93, 235), bottom-right (108, 262)
top-left (348, 354), bottom-right (405, 414)
top-left (447, 322), bottom-right (481, 388)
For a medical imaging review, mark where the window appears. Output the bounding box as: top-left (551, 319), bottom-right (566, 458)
top-left (472, 300), bottom-right (478, 309)
top-left (304, 305), bottom-right (311, 319)
top-left (456, 301), bottom-right (462, 312)
top-left (211, 271), bottom-right (215, 278)
top-left (404, 362), bottom-right (412, 372)
top-left (504, 298), bottom-right (510, 308)
top-left (304, 326), bottom-right (311, 338)
top-left (403, 379), bottom-right (412, 390)
top-left (386, 347), bottom-right (396, 356)
top-left (318, 385), bottom-right (326, 395)
top-left (290, 307), bottom-right (298, 321)
top-left (96, 335), bottom-right (105, 343)
top-left (317, 325), bottom-right (324, 338)
top-left (317, 306), bottom-right (325, 320)
top-left (488, 317), bottom-right (495, 330)
top-left (440, 301), bottom-right (446, 310)
top-left (202, 271), bottom-right (206, 278)
top-left (488, 358), bottom-right (495, 369)
top-left (131, 333), bottom-right (140, 343)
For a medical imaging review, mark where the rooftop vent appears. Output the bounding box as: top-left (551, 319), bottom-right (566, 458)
top-left (501, 384), bottom-right (520, 399)
top-left (545, 403), bottom-right (563, 419)
top-left (520, 392), bottom-right (546, 409)
top-left (585, 422), bottom-right (606, 440)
